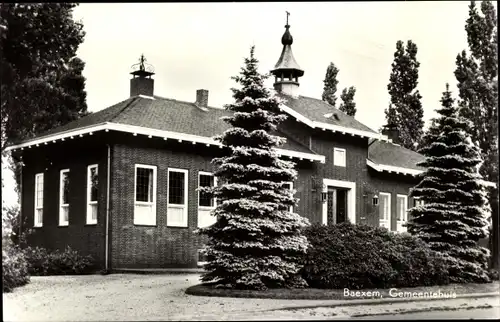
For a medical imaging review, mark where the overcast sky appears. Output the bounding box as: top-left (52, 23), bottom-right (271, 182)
top-left (1, 1), bottom-right (496, 208)
top-left (72, 1), bottom-right (489, 132)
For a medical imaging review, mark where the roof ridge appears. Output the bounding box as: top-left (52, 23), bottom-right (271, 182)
top-left (153, 95), bottom-right (225, 111)
top-left (109, 97), bottom-right (140, 123)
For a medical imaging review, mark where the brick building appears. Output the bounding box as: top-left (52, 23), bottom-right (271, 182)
top-left (7, 23), bottom-right (433, 270)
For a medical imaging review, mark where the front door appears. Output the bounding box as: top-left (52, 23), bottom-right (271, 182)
top-left (326, 187), bottom-right (349, 225)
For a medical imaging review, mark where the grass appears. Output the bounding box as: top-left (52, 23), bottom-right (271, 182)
top-left (185, 281), bottom-right (500, 300)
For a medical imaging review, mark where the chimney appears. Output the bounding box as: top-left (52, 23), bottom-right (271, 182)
top-left (195, 89), bottom-right (209, 108)
top-left (130, 54), bottom-right (155, 97)
top-left (381, 124), bottom-right (401, 145)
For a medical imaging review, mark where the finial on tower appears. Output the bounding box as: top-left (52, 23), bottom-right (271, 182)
top-left (131, 54), bottom-right (155, 77)
top-left (286, 11), bottom-right (290, 26)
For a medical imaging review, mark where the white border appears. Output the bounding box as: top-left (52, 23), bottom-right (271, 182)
top-left (167, 168), bottom-right (189, 227)
top-left (4, 122), bottom-right (325, 163)
top-left (59, 169), bottom-right (70, 226)
top-left (134, 164), bottom-right (157, 226)
top-left (86, 164), bottom-right (99, 225)
top-left (379, 192), bottom-right (391, 229)
top-left (396, 194), bottom-right (408, 232)
top-left (333, 147), bottom-right (346, 167)
top-left (34, 173), bottom-right (44, 227)
top-left (321, 178), bottom-right (356, 225)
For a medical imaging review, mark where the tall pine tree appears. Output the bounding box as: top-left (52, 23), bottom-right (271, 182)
top-left (454, 0), bottom-right (498, 268)
top-left (197, 46), bottom-right (310, 290)
top-left (339, 86), bottom-right (357, 117)
top-left (384, 40), bottom-right (424, 151)
top-left (407, 84), bottom-right (491, 283)
top-left (1, 3), bottom-right (88, 153)
top-left (321, 62), bottom-right (339, 107)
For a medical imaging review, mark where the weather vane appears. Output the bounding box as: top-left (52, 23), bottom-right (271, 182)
top-left (286, 11), bottom-right (290, 25)
top-left (131, 53), bottom-right (155, 74)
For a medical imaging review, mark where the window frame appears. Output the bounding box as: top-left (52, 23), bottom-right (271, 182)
top-left (167, 167), bottom-right (189, 227)
top-left (333, 147), bottom-right (346, 167)
top-left (396, 194), bottom-right (408, 232)
top-left (133, 164), bottom-right (157, 226)
top-left (34, 173), bottom-right (44, 228)
top-left (378, 192), bottom-right (391, 228)
top-left (86, 164), bottom-right (99, 225)
top-left (59, 169), bottom-right (70, 226)
top-left (414, 197), bottom-right (425, 207)
top-left (198, 171), bottom-right (217, 209)
top-left (283, 181), bottom-right (294, 213)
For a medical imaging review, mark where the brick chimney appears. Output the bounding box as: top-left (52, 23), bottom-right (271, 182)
top-left (382, 124), bottom-right (401, 145)
top-left (130, 54), bottom-right (155, 97)
top-left (195, 89), bottom-right (209, 108)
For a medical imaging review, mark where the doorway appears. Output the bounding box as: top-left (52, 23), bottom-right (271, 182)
top-left (327, 187), bottom-right (349, 225)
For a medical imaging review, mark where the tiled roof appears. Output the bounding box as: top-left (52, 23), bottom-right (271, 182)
top-left (368, 139), bottom-right (426, 171)
top-left (32, 95), bottom-right (316, 156)
top-left (279, 94), bottom-right (378, 134)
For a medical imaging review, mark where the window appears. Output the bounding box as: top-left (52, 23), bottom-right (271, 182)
top-left (134, 165), bottom-right (157, 226)
top-left (198, 172), bottom-right (217, 228)
top-left (87, 164), bottom-right (98, 225)
top-left (283, 181), bottom-right (294, 213)
top-left (414, 197), bottom-right (425, 207)
top-left (59, 169), bottom-right (70, 226)
top-left (34, 173), bottom-right (44, 227)
top-left (167, 168), bottom-right (188, 227)
top-left (379, 192), bottom-right (391, 229)
top-left (333, 148), bottom-right (346, 167)
top-left (396, 194), bottom-right (408, 232)
top-left (198, 173), bottom-right (216, 208)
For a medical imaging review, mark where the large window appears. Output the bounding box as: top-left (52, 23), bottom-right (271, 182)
top-left (87, 164), bottom-right (98, 225)
top-left (396, 194), bottom-right (408, 232)
top-left (379, 192), bottom-right (391, 229)
top-left (333, 148), bottom-right (346, 167)
top-left (134, 165), bottom-right (157, 226)
top-left (414, 197), bottom-right (425, 207)
top-left (283, 181), bottom-right (294, 213)
top-left (198, 172), bottom-right (217, 228)
top-left (167, 168), bottom-right (188, 227)
top-left (59, 169), bottom-right (70, 226)
top-left (34, 173), bottom-right (44, 227)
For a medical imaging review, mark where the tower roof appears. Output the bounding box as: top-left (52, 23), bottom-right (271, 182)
top-left (271, 22), bottom-right (304, 77)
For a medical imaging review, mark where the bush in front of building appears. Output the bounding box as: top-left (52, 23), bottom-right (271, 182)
top-left (301, 222), bottom-right (450, 289)
top-left (2, 206), bottom-right (30, 293)
top-left (23, 246), bottom-right (95, 276)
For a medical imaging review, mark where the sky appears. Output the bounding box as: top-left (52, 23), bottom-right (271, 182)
top-left (1, 1), bottom-right (496, 208)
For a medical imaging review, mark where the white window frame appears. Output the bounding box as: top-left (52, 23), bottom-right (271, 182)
top-left (86, 164), bottom-right (98, 225)
top-left (414, 197), bottom-right (425, 207)
top-left (379, 192), bottom-right (391, 229)
top-left (59, 169), bottom-right (70, 226)
top-left (34, 173), bottom-right (44, 227)
top-left (134, 164), bottom-right (157, 226)
top-left (197, 171), bottom-right (218, 228)
top-left (167, 168), bottom-right (189, 227)
top-left (283, 181), bottom-right (294, 213)
top-left (396, 194), bottom-right (408, 232)
top-left (333, 147), bottom-right (346, 167)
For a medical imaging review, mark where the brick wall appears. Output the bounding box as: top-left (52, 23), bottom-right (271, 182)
top-left (20, 137), bottom-right (108, 269)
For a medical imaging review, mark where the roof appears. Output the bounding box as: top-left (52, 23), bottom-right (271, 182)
top-left (22, 95), bottom-right (319, 159)
top-left (279, 94), bottom-right (378, 134)
top-left (272, 45), bottom-right (304, 74)
top-left (368, 139), bottom-right (426, 172)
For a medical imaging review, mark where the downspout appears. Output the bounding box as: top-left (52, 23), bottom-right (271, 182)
top-left (19, 156), bottom-right (23, 244)
top-left (105, 144), bottom-right (111, 272)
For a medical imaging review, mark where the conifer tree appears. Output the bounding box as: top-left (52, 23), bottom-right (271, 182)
top-left (197, 46), bottom-right (310, 290)
top-left (384, 40), bottom-right (424, 151)
top-left (454, 0), bottom-right (498, 268)
top-left (322, 62), bottom-right (339, 107)
top-left (339, 86), bottom-right (357, 117)
top-left (407, 84), bottom-right (491, 283)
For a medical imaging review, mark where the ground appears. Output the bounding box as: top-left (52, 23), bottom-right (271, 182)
top-left (3, 274), bottom-right (499, 321)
